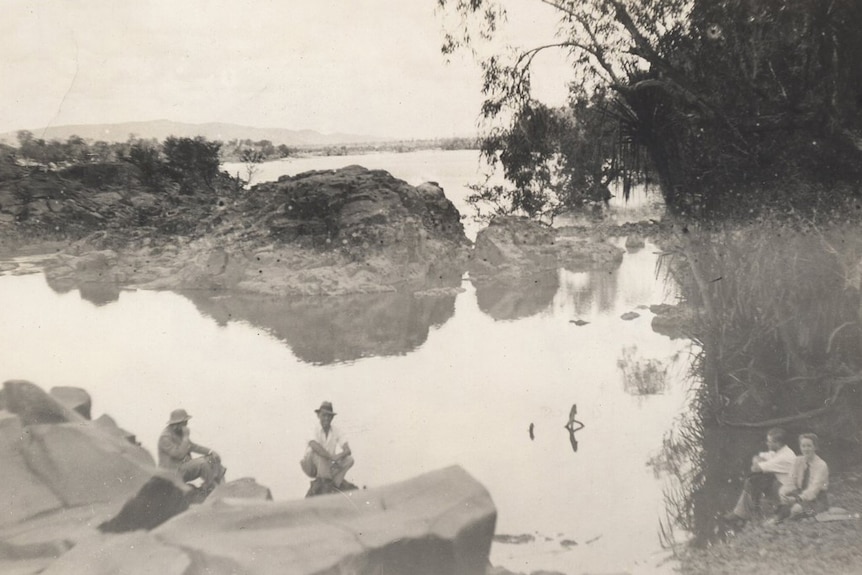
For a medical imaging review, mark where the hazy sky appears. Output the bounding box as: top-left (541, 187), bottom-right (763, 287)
top-left (2, 0), bottom-right (572, 139)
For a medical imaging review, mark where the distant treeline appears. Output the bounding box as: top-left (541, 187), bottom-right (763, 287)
top-left (7, 131), bottom-right (480, 168)
top-left (6, 131), bottom-right (230, 194)
top-left (294, 136), bottom-right (480, 157)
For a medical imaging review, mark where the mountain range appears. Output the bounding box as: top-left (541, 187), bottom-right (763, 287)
top-left (0, 120), bottom-right (387, 147)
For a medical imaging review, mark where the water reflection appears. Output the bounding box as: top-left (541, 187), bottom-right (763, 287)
top-left (178, 289), bottom-right (457, 365)
top-left (474, 262), bottom-right (627, 322)
top-left (473, 271), bottom-right (558, 321)
top-left (43, 275), bottom-right (120, 306)
top-left (556, 267), bottom-right (621, 317)
top-left (617, 345), bottom-right (671, 398)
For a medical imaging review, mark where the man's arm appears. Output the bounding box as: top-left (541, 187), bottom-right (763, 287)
top-left (334, 442), bottom-right (351, 462)
top-left (309, 440), bottom-right (334, 460)
top-left (308, 437), bottom-right (351, 463)
top-left (755, 456), bottom-right (793, 475)
top-left (158, 432), bottom-right (191, 460)
top-left (189, 440), bottom-right (213, 456)
top-left (755, 447), bottom-right (795, 475)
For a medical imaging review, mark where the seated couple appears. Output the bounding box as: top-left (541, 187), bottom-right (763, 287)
top-left (300, 401), bottom-right (357, 496)
top-left (724, 428), bottom-right (829, 526)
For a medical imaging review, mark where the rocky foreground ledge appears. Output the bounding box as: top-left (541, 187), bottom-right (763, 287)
top-left (0, 380), bottom-right (496, 575)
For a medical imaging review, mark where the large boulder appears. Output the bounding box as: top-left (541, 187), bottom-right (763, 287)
top-left (44, 465), bottom-right (495, 575)
top-left (0, 380), bottom-right (172, 569)
top-left (470, 216), bottom-right (624, 280)
top-left (3, 380), bottom-right (85, 426)
top-left (48, 387), bottom-right (92, 420)
top-left (254, 167), bottom-right (467, 253)
top-left (0, 413), bottom-right (64, 528)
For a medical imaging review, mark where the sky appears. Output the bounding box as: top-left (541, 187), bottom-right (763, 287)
top-left (1, 0), bottom-right (573, 140)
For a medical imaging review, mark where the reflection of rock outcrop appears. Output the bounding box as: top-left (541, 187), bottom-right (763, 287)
top-left (181, 289), bottom-right (457, 365)
top-left (474, 271), bottom-right (559, 321)
top-left (470, 217), bottom-right (624, 321)
top-left (41, 249), bottom-right (122, 305)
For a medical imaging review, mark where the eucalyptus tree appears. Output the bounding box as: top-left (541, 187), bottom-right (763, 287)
top-left (439, 0), bottom-right (862, 218)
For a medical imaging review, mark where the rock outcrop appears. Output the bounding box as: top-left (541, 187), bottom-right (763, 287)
top-left (470, 216), bottom-right (624, 281)
top-left (2, 381), bottom-right (498, 575)
top-left (0, 380), bottom-right (171, 575)
top-left (23, 165), bottom-right (471, 296)
top-left (44, 466), bottom-right (495, 575)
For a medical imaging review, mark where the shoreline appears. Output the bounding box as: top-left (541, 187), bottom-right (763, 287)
top-left (679, 465), bottom-right (862, 574)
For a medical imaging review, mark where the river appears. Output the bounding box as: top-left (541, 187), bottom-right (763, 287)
top-left (2, 149), bottom-right (692, 574)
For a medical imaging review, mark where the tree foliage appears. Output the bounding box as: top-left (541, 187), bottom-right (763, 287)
top-left (440, 0), bottom-right (862, 218)
top-left (163, 136), bottom-right (222, 192)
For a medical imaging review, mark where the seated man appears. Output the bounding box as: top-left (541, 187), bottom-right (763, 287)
top-left (777, 432), bottom-right (829, 521)
top-left (158, 408), bottom-right (225, 493)
top-left (300, 401), bottom-right (355, 495)
top-left (724, 427), bottom-right (796, 525)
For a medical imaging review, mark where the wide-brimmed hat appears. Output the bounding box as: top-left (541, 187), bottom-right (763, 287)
top-left (314, 401), bottom-right (336, 416)
top-left (168, 408), bottom-right (192, 425)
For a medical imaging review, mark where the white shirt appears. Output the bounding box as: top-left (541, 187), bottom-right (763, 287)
top-left (757, 444), bottom-right (796, 487)
top-left (309, 423), bottom-right (348, 457)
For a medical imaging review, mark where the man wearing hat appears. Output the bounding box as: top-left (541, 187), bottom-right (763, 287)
top-left (158, 408), bottom-right (224, 493)
top-left (300, 401), bottom-right (354, 491)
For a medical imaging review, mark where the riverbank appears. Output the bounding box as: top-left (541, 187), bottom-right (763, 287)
top-left (679, 465), bottom-right (862, 575)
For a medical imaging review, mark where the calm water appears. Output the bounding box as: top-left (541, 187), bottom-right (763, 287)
top-left (1, 150), bottom-right (690, 575)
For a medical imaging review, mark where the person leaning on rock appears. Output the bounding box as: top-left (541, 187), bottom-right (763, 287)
top-left (158, 408), bottom-right (224, 493)
top-left (723, 427), bottom-right (796, 526)
top-left (300, 401), bottom-right (354, 490)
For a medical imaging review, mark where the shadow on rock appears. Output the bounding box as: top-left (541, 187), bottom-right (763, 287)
top-left (181, 288), bottom-right (458, 365)
top-left (98, 475), bottom-right (190, 533)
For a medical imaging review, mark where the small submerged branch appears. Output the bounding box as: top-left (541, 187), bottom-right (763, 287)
top-left (717, 405), bottom-right (832, 428)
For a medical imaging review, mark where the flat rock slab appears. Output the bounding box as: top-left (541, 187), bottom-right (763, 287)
top-left (57, 465), bottom-right (495, 575)
top-left (40, 532), bottom-right (191, 575)
top-left (0, 414), bottom-right (63, 528)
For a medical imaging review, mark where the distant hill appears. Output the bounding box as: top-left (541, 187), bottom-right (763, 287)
top-left (0, 120), bottom-right (387, 147)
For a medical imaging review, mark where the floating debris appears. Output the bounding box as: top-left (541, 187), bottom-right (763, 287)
top-left (564, 404), bottom-right (585, 453)
top-left (620, 311), bottom-right (640, 321)
top-left (569, 319), bottom-right (590, 326)
top-left (493, 533), bottom-right (535, 545)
